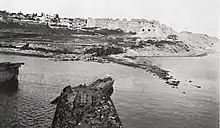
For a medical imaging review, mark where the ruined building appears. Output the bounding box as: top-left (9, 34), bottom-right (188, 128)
top-left (87, 18), bottom-right (176, 39)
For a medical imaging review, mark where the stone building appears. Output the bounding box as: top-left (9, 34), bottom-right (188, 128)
top-left (86, 18), bottom-right (149, 32)
top-left (137, 21), bottom-right (167, 39)
top-left (72, 18), bottom-right (87, 28)
top-left (87, 18), bottom-right (96, 27)
top-left (0, 13), bottom-right (6, 21)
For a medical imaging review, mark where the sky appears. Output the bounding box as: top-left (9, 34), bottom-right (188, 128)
top-left (0, 0), bottom-right (219, 37)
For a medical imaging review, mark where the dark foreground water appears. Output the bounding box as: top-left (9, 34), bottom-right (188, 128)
top-left (0, 54), bottom-right (219, 128)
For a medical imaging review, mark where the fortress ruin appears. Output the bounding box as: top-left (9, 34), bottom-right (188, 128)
top-left (87, 18), bottom-right (174, 39)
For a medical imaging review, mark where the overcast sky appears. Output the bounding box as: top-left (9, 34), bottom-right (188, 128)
top-left (0, 0), bottom-right (219, 37)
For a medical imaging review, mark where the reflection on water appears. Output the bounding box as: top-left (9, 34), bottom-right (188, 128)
top-left (0, 54), bottom-right (219, 128)
top-left (0, 79), bottom-right (19, 96)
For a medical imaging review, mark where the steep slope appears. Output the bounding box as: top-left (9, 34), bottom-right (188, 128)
top-left (178, 31), bottom-right (219, 52)
top-left (134, 21), bottom-right (219, 55)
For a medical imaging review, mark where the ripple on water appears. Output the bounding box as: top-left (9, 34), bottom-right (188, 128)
top-left (0, 54), bottom-right (218, 128)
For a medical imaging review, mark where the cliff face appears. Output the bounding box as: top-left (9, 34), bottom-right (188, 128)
top-left (135, 21), bottom-right (219, 53)
top-left (178, 32), bottom-right (219, 52)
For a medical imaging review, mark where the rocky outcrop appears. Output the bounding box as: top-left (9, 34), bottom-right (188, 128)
top-left (103, 56), bottom-right (181, 88)
top-left (134, 21), bottom-right (219, 55)
top-left (178, 32), bottom-right (219, 52)
top-left (51, 76), bottom-right (123, 128)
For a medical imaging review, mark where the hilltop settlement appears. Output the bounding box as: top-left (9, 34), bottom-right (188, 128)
top-left (0, 10), bottom-right (219, 90)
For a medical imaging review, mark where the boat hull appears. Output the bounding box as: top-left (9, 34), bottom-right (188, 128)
top-left (0, 62), bottom-right (24, 93)
top-left (0, 67), bottom-right (19, 82)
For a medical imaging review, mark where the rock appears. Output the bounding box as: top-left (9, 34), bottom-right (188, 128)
top-left (51, 76), bottom-right (122, 128)
top-left (193, 85), bottom-right (201, 88)
top-left (165, 79), bottom-right (180, 86)
top-left (50, 95), bottom-right (60, 104)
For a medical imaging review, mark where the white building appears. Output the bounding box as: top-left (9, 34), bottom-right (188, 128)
top-left (0, 15), bottom-right (4, 21)
top-left (86, 18), bottom-right (96, 27)
top-left (137, 22), bottom-right (167, 40)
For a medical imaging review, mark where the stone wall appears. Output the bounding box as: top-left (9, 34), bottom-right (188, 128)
top-left (86, 18), bottom-right (180, 40)
top-left (86, 18), bottom-right (144, 32)
top-left (86, 18), bottom-right (158, 32)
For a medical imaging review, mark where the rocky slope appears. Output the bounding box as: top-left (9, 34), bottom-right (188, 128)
top-left (0, 10), bottom-right (219, 57)
top-left (178, 31), bottom-right (219, 52)
top-left (132, 20), bottom-right (219, 56)
top-left (0, 15), bottom-right (216, 92)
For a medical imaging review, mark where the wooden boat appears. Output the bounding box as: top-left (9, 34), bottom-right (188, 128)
top-left (0, 62), bottom-right (24, 105)
top-left (0, 62), bottom-right (24, 82)
top-left (52, 75), bottom-right (123, 128)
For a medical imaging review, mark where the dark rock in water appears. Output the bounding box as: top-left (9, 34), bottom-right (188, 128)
top-left (193, 85), bottom-right (201, 88)
top-left (165, 80), bottom-right (180, 87)
top-left (189, 80), bottom-right (192, 83)
top-left (52, 75), bottom-right (123, 128)
top-left (183, 92), bottom-right (186, 94)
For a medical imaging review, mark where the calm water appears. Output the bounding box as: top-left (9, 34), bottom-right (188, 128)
top-left (0, 54), bottom-right (219, 128)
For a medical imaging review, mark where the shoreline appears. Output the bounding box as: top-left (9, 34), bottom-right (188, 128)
top-left (0, 50), bottom-right (53, 58)
top-left (0, 35), bottom-right (212, 92)
top-left (132, 53), bottom-right (209, 57)
top-left (0, 49), bottom-right (209, 59)
top-left (0, 50), bottom-right (184, 89)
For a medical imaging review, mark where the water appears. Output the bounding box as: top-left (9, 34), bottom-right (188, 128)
top-left (0, 54), bottom-right (219, 128)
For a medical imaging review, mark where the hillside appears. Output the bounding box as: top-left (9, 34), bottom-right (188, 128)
top-left (0, 10), bottom-right (219, 57)
top-left (178, 32), bottom-right (219, 52)
top-left (132, 21), bottom-right (219, 56)
top-left (0, 11), bottom-right (218, 91)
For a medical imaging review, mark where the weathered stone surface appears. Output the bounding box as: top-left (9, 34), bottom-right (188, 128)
top-left (52, 76), bottom-right (123, 128)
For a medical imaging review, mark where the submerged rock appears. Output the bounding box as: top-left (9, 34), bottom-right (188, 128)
top-left (193, 85), bottom-right (201, 88)
top-left (165, 79), bottom-right (180, 86)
